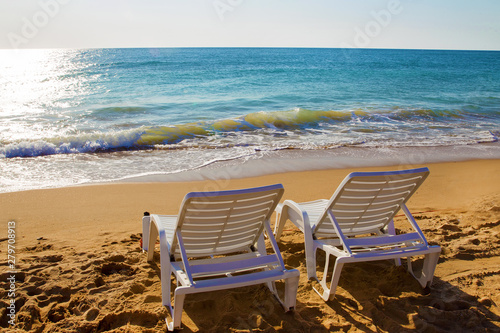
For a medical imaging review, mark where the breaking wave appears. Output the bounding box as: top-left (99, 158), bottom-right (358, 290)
top-left (1, 108), bottom-right (498, 158)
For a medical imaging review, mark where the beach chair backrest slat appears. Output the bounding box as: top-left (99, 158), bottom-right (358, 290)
top-left (170, 184), bottom-right (284, 257)
top-left (314, 168), bottom-right (429, 237)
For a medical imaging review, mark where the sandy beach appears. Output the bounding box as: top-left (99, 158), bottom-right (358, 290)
top-left (1, 159), bottom-right (499, 332)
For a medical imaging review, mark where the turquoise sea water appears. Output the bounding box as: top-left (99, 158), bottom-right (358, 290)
top-left (1, 48), bottom-right (499, 192)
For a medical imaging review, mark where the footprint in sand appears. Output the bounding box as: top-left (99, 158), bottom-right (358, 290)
top-left (100, 262), bottom-right (135, 276)
top-left (85, 308), bottom-right (100, 321)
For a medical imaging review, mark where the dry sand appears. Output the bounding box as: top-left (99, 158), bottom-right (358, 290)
top-left (1, 159), bottom-right (499, 332)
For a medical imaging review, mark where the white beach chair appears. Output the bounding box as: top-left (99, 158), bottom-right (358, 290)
top-left (142, 184), bottom-right (300, 331)
top-left (274, 167), bottom-right (440, 301)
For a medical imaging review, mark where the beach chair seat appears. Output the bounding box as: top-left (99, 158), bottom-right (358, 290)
top-left (142, 184), bottom-right (300, 331)
top-left (274, 167), bottom-right (440, 301)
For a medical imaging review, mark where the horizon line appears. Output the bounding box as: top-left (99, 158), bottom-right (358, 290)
top-left (1, 46), bottom-right (499, 52)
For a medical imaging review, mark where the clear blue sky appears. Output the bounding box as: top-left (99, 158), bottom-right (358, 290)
top-left (1, 0), bottom-right (499, 50)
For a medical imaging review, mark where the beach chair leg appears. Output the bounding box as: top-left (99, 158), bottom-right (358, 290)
top-left (274, 205), bottom-right (287, 241)
top-left (414, 251), bottom-right (440, 288)
top-left (304, 237), bottom-right (317, 280)
top-left (167, 291), bottom-right (187, 331)
top-left (267, 281), bottom-right (277, 296)
top-left (315, 256), bottom-right (344, 301)
top-left (386, 220), bottom-right (401, 266)
top-left (159, 260), bottom-right (173, 308)
top-left (406, 249), bottom-right (440, 288)
top-left (394, 258), bottom-right (402, 266)
top-left (406, 256), bottom-right (413, 271)
top-left (147, 222), bottom-right (159, 262)
top-left (283, 272), bottom-right (300, 311)
top-left (142, 215), bottom-right (150, 252)
top-left (266, 273), bottom-right (299, 311)
top-left (421, 251), bottom-right (440, 286)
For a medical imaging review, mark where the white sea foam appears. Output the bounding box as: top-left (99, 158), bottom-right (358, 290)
top-left (2, 141), bottom-right (500, 193)
top-left (115, 143), bottom-right (500, 184)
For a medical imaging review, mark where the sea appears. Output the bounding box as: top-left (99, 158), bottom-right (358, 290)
top-left (1, 48), bottom-right (499, 193)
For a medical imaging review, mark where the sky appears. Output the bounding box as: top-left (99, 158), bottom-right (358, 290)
top-left (0, 0), bottom-right (499, 50)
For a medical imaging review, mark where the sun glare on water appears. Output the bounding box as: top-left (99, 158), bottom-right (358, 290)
top-left (0, 49), bottom-right (90, 143)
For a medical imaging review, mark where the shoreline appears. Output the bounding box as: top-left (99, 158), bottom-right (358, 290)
top-left (1, 158), bottom-right (498, 247)
top-left (2, 142), bottom-right (500, 194)
top-left (117, 143), bottom-right (500, 184)
top-left (1, 158), bottom-right (499, 332)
